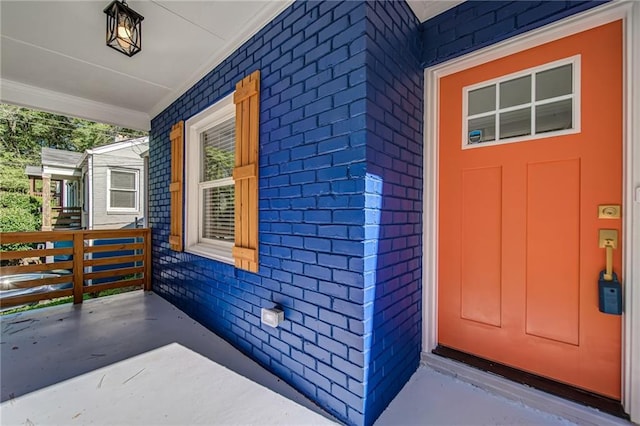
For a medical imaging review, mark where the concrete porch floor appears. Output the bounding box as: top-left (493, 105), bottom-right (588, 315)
top-left (0, 291), bottom-right (631, 425)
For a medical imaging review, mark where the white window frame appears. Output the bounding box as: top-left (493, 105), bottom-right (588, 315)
top-left (462, 55), bottom-right (581, 149)
top-left (82, 172), bottom-right (88, 213)
top-left (185, 93), bottom-right (235, 264)
top-left (106, 168), bottom-right (139, 213)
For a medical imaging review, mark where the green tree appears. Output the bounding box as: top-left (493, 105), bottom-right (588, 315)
top-left (204, 145), bottom-right (235, 180)
top-left (0, 192), bottom-right (41, 251)
top-left (70, 120), bottom-right (116, 152)
top-left (0, 152), bottom-right (32, 193)
top-left (0, 104), bottom-right (145, 157)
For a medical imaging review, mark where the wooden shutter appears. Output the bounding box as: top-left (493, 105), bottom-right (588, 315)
top-left (232, 70), bottom-right (260, 272)
top-left (169, 120), bottom-right (184, 251)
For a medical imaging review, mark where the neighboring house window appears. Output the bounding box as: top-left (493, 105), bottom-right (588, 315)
top-left (185, 93), bottom-right (236, 263)
top-left (107, 168), bottom-right (139, 212)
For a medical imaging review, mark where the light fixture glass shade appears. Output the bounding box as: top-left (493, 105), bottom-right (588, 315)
top-left (104, 0), bottom-right (144, 57)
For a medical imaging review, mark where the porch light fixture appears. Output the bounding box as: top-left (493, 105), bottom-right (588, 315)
top-left (104, 0), bottom-right (144, 57)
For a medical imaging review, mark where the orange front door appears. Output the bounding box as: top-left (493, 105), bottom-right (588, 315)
top-left (438, 21), bottom-right (622, 398)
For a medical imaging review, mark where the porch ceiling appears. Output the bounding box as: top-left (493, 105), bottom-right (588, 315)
top-left (0, 1), bottom-right (460, 131)
top-left (0, 1), bottom-right (293, 130)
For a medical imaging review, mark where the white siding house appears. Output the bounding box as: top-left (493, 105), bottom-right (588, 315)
top-left (26, 137), bottom-right (148, 230)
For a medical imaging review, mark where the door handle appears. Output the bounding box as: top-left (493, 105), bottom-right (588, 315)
top-left (599, 229), bottom-right (618, 281)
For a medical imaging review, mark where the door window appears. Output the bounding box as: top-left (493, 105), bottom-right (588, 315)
top-left (463, 56), bottom-right (579, 148)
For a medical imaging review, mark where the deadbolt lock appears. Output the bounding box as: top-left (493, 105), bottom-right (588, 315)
top-left (598, 205), bottom-right (621, 219)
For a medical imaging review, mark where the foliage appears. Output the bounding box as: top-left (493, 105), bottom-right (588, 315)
top-left (0, 152), bottom-right (31, 193)
top-left (0, 205), bottom-right (40, 233)
top-left (204, 146), bottom-right (235, 180)
top-left (0, 192), bottom-right (42, 216)
top-left (0, 104), bottom-right (146, 157)
top-left (0, 192), bottom-right (42, 250)
top-left (0, 105), bottom-right (75, 157)
top-left (71, 121), bottom-right (124, 152)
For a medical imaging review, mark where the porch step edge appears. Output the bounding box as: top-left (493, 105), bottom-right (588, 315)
top-left (421, 352), bottom-right (629, 426)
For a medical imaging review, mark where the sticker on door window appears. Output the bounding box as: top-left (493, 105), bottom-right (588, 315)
top-left (463, 56), bottom-right (580, 149)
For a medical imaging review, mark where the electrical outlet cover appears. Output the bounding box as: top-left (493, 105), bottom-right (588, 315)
top-left (261, 307), bottom-right (284, 327)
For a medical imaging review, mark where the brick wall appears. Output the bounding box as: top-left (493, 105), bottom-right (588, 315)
top-left (150, 1), bottom-right (373, 425)
top-left (421, 0), bottom-right (608, 67)
top-left (362, 1), bottom-right (423, 424)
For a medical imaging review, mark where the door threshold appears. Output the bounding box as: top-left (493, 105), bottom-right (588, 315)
top-left (422, 347), bottom-right (629, 425)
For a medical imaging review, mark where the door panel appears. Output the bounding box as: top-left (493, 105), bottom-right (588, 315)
top-left (526, 159), bottom-right (580, 345)
top-left (438, 21), bottom-right (622, 398)
top-left (461, 166), bottom-right (502, 327)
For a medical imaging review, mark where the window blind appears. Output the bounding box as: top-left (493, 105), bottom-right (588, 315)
top-left (111, 170), bottom-right (136, 189)
top-left (200, 116), bottom-right (236, 243)
top-left (201, 118), bottom-right (235, 182)
top-left (110, 170), bottom-right (137, 209)
top-left (202, 185), bottom-right (234, 241)
top-left (111, 191), bottom-right (136, 208)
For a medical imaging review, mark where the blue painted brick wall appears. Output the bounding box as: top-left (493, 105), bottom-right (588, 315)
top-left (361, 1), bottom-right (423, 425)
top-left (150, 1), bottom-right (372, 425)
top-left (421, 1), bottom-right (608, 67)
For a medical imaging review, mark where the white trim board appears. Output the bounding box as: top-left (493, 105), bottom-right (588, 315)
top-left (421, 1), bottom-right (639, 422)
top-left (0, 79), bottom-right (150, 131)
top-left (87, 137), bottom-right (148, 155)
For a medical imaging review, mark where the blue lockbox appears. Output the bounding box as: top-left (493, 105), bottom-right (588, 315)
top-left (598, 271), bottom-right (622, 315)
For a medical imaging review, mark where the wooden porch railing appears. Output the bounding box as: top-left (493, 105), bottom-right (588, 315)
top-left (51, 206), bottom-right (82, 229)
top-left (0, 228), bottom-right (151, 309)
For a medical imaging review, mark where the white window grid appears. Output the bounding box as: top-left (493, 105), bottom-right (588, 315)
top-left (462, 55), bottom-right (581, 149)
top-left (107, 168), bottom-right (139, 212)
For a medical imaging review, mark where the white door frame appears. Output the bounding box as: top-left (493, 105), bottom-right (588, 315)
top-left (422, 1), bottom-right (640, 421)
